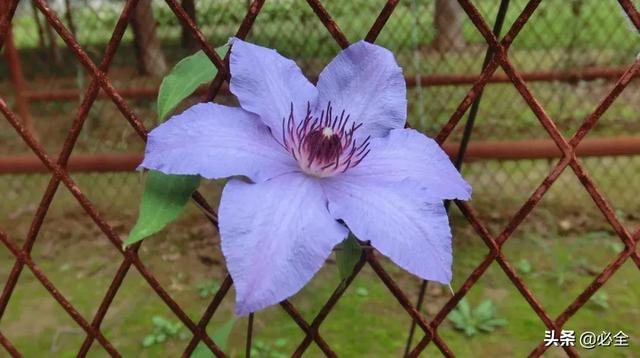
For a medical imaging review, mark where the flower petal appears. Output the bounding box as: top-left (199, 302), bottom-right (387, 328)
top-left (229, 38), bottom-right (317, 138)
top-left (316, 40), bottom-right (407, 140)
top-left (139, 103), bottom-right (297, 182)
top-left (323, 177), bottom-right (453, 284)
top-left (348, 128), bottom-right (471, 200)
top-left (219, 173), bottom-right (348, 315)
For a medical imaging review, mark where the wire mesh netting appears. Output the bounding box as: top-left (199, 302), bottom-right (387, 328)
top-left (0, 0), bottom-right (639, 356)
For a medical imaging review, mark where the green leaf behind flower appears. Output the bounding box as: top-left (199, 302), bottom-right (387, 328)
top-left (125, 171), bottom-right (200, 246)
top-left (336, 234), bottom-right (363, 281)
top-left (191, 319), bottom-right (236, 357)
top-left (127, 47), bottom-right (228, 246)
top-left (156, 47), bottom-right (227, 121)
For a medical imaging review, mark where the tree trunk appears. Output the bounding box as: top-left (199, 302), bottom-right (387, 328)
top-left (64, 0), bottom-right (77, 38)
top-left (180, 0), bottom-right (198, 50)
top-left (30, 0), bottom-right (46, 51)
top-left (432, 0), bottom-right (466, 51)
top-left (131, 0), bottom-right (168, 78)
top-left (4, 27), bottom-right (38, 140)
top-left (43, 0), bottom-right (63, 65)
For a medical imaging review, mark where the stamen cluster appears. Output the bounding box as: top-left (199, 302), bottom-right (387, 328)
top-left (280, 102), bottom-right (371, 177)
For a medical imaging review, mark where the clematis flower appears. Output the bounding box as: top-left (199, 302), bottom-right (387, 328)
top-left (139, 38), bottom-right (471, 315)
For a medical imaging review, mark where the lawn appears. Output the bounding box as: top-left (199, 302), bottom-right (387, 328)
top-left (0, 159), bottom-right (638, 356)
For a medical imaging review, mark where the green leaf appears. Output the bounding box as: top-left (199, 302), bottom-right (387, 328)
top-left (156, 333), bottom-right (167, 343)
top-left (458, 298), bottom-right (471, 318)
top-left (478, 323), bottom-right (495, 332)
top-left (191, 343), bottom-right (215, 358)
top-left (473, 300), bottom-right (495, 321)
top-left (125, 171), bottom-right (200, 246)
top-left (336, 234), bottom-right (362, 280)
top-left (274, 338), bottom-right (288, 348)
top-left (157, 47), bottom-right (227, 121)
top-left (197, 280), bottom-right (220, 298)
top-left (463, 325), bottom-right (478, 337)
top-left (142, 335), bottom-right (156, 348)
top-left (484, 318), bottom-right (507, 327)
top-left (607, 241), bottom-right (624, 253)
top-left (190, 319), bottom-right (235, 358)
top-left (167, 323), bottom-right (181, 335)
top-left (590, 291), bottom-right (610, 310)
top-left (355, 286), bottom-right (369, 297)
top-left (516, 258), bottom-right (532, 274)
top-left (447, 310), bottom-right (464, 326)
top-left (152, 315), bottom-right (169, 327)
top-left (211, 319), bottom-right (236, 352)
top-left (449, 298), bottom-right (507, 337)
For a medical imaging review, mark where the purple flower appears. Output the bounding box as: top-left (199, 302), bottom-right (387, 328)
top-left (139, 38), bottom-right (471, 315)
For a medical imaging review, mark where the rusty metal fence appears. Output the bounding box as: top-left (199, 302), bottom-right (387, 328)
top-left (0, 0), bottom-right (639, 357)
top-left (2, 0), bottom-right (640, 220)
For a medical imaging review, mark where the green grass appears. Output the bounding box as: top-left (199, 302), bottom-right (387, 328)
top-left (0, 211), bottom-right (638, 357)
top-left (0, 162), bottom-right (638, 356)
top-left (7, 0), bottom-right (640, 78)
top-left (11, 1), bottom-right (640, 54)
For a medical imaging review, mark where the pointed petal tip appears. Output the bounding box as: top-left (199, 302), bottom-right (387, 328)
top-left (228, 38), bottom-right (317, 138)
top-left (316, 39), bottom-right (407, 140)
top-left (462, 184), bottom-right (473, 200)
top-left (421, 270), bottom-right (452, 286)
top-left (452, 182), bottom-right (472, 201)
top-left (140, 103), bottom-right (296, 182)
top-left (390, 247), bottom-right (451, 285)
top-left (324, 178), bottom-right (453, 287)
top-left (221, 174), bottom-right (347, 316)
top-left (354, 128), bottom-right (473, 201)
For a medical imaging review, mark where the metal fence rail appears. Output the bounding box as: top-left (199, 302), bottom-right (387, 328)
top-left (1, 0), bottom-right (639, 357)
top-left (2, 136), bottom-right (640, 174)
